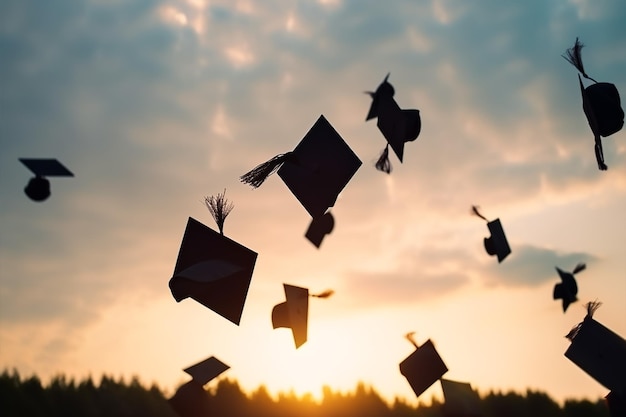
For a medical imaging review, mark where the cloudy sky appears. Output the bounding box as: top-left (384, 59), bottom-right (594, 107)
top-left (1, 0), bottom-right (625, 406)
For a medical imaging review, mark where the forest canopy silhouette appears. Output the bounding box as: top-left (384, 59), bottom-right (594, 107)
top-left (0, 369), bottom-right (612, 417)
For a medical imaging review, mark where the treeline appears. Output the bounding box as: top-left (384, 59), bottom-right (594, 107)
top-left (0, 369), bottom-right (610, 417)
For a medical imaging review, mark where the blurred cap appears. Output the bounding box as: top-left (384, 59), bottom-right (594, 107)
top-left (183, 356), bottom-right (230, 386)
top-left (305, 211), bottom-right (335, 248)
top-left (272, 284), bottom-right (309, 348)
top-left (400, 338), bottom-right (449, 399)
top-left (565, 302), bottom-right (626, 393)
top-left (365, 73), bottom-right (395, 121)
top-left (440, 379), bottom-right (482, 417)
top-left (241, 115), bottom-right (362, 219)
top-left (484, 219), bottom-right (511, 263)
top-left (19, 158), bottom-right (74, 202)
top-left (553, 263), bottom-right (584, 312)
top-left (169, 217), bottom-right (257, 325)
top-left (579, 76), bottom-right (624, 139)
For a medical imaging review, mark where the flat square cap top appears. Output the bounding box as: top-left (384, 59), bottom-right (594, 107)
top-left (484, 219), bottom-right (511, 263)
top-left (440, 379), bottom-right (482, 417)
top-left (272, 284), bottom-right (309, 349)
top-left (169, 217), bottom-right (257, 325)
top-left (277, 115), bottom-right (362, 218)
top-left (19, 158), bottom-right (74, 177)
top-left (400, 339), bottom-right (448, 399)
top-left (183, 356), bottom-right (230, 386)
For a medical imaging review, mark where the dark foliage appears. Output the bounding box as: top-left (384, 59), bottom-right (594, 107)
top-left (0, 369), bottom-right (611, 417)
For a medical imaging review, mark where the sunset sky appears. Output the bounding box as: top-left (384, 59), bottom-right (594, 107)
top-left (1, 0), bottom-right (625, 406)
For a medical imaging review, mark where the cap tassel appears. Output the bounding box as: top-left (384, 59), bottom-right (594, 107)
top-left (405, 331), bottom-right (419, 349)
top-left (595, 139), bottom-right (608, 171)
top-left (375, 144), bottom-right (392, 174)
top-left (311, 289), bottom-right (334, 299)
top-left (240, 152), bottom-right (295, 188)
top-left (572, 262), bottom-right (586, 275)
top-left (562, 38), bottom-right (598, 83)
top-left (471, 205), bottom-right (488, 222)
top-left (204, 189), bottom-right (234, 235)
top-left (565, 300), bottom-right (602, 341)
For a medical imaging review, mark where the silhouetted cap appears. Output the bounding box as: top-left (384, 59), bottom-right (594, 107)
top-left (565, 301), bottom-right (626, 393)
top-left (471, 206), bottom-right (511, 263)
top-left (241, 115), bottom-right (362, 218)
top-left (272, 284), bottom-right (334, 348)
top-left (553, 263), bottom-right (585, 312)
top-left (19, 158), bottom-right (74, 202)
top-left (440, 379), bottom-right (482, 417)
top-left (169, 356), bottom-right (229, 417)
top-left (400, 333), bottom-right (448, 398)
top-left (563, 38), bottom-right (624, 170)
top-left (305, 211), bottom-right (335, 248)
top-left (169, 217), bottom-right (257, 325)
top-left (365, 73), bottom-right (395, 121)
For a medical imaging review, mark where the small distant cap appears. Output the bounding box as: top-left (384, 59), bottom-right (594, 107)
top-left (241, 115), bottom-right (362, 219)
top-left (169, 217), bottom-right (257, 325)
top-left (19, 158), bottom-right (74, 177)
top-left (272, 284), bottom-right (309, 348)
top-left (183, 356), bottom-right (230, 386)
top-left (565, 303), bottom-right (626, 393)
top-left (579, 76), bottom-right (624, 138)
top-left (400, 339), bottom-right (448, 398)
top-left (484, 219), bottom-right (511, 263)
top-left (365, 73), bottom-right (395, 121)
top-left (553, 264), bottom-right (583, 313)
top-left (376, 96), bottom-right (408, 162)
top-left (440, 379), bottom-right (482, 417)
top-left (305, 211), bottom-right (335, 248)
top-left (168, 381), bottom-right (211, 417)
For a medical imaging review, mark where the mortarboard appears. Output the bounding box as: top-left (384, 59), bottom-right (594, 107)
top-left (241, 115), bottom-right (362, 219)
top-left (399, 332), bottom-right (448, 399)
top-left (305, 211), bottom-right (335, 249)
top-left (271, 284), bottom-right (334, 348)
top-left (440, 379), bottom-right (482, 417)
top-left (471, 206), bottom-right (511, 263)
top-left (365, 74), bottom-right (421, 174)
top-left (19, 158), bottom-right (74, 202)
top-left (168, 217), bottom-right (257, 325)
top-left (169, 356), bottom-right (229, 417)
top-left (563, 38), bottom-right (624, 171)
top-left (553, 263), bottom-right (585, 313)
top-left (564, 301), bottom-right (626, 394)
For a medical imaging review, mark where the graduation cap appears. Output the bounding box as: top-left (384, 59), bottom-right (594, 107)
top-left (553, 262), bottom-right (585, 312)
top-left (563, 38), bottom-right (624, 171)
top-left (168, 217), bottom-right (257, 325)
top-left (471, 206), bottom-right (511, 263)
top-left (564, 301), bottom-right (626, 394)
top-left (19, 158), bottom-right (74, 202)
top-left (365, 74), bottom-right (421, 174)
top-left (440, 379), bottom-right (482, 417)
top-left (399, 332), bottom-right (448, 399)
top-left (305, 211), bottom-right (334, 248)
top-left (169, 356), bottom-right (229, 417)
top-left (271, 284), bottom-right (334, 348)
top-left (241, 115), bottom-right (362, 219)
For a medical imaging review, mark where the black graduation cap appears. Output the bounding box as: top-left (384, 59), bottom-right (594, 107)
top-left (271, 284), bottom-right (334, 349)
top-left (563, 38), bottom-right (624, 171)
top-left (399, 332), bottom-right (448, 399)
top-left (440, 379), bottom-right (482, 417)
top-left (169, 356), bottom-right (229, 417)
top-left (564, 301), bottom-right (626, 394)
top-left (240, 115), bottom-right (362, 219)
top-left (168, 217), bottom-right (257, 325)
top-left (365, 74), bottom-right (422, 174)
top-left (305, 211), bottom-right (334, 249)
top-left (471, 206), bottom-right (511, 263)
top-left (553, 263), bottom-right (585, 312)
top-left (19, 158), bottom-right (74, 202)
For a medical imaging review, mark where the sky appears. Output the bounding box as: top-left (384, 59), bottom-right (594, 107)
top-left (1, 0), bottom-right (625, 407)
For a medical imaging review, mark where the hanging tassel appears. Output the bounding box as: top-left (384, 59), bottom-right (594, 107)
top-left (311, 289), bottom-right (334, 299)
top-left (240, 152), bottom-right (295, 188)
top-left (562, 38), bottom-right (598, 83)
top-left (375, 144), bottom-right (392, 174)
top-left (204, 189), bottom-right (234, 235)
top-left (565, 299), bottom-right (602, 341)
top-left (471, 205), bottom-right (488, 221)
top-left (405, 332), bottom-right (419, 349)
top-left (572, 263), bottom-right (586, 275)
